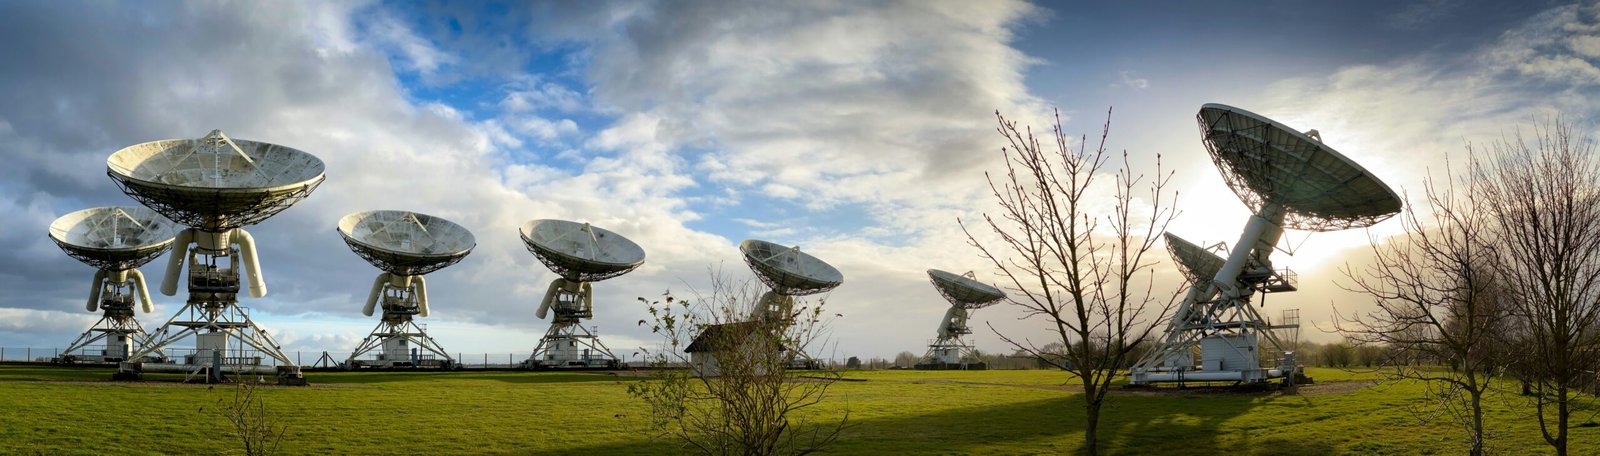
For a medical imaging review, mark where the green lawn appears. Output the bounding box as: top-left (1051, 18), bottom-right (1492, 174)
top-left (0, 366), bottom-right (1595, 455)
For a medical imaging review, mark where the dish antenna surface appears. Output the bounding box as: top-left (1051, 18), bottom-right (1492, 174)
top-left (1130, 104), bottom-right (1401, 386)
top-left (741, 239), bottom-right (844, 297)
top-left (916, 269), bottom-right (1005, 370)
top-left (1163, 233), bottom-right (1226, 285)
top-left (738, 239), bottom-right (843, 332)
top-left (520, 219), bottom-right (645, 369)
top-left (337, 210), bottom-right (475, 368)
top-left (106, 130), bottom-right (325, 384)
top-left (48, 207), bottom-right (179, 363)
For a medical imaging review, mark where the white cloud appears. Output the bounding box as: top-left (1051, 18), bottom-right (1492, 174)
top-left (1482, 3), bottom-right (1600, 87)
top-left (363, 9), bottom-right (459, 78)
top-left (1568, 35), bottom-right (1600, 58)
top-left (499, 79), bottom-right (587, 113)
top-left (510, 116), bottom-right (580, 141)
top-left (560, 0), bottom-right (1048, 217)
top-left (1119, 70), bottom-right (1150, 89)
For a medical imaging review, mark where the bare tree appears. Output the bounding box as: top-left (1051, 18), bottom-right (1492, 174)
top-left (629, 274), bottom-right (848, 455)
top-left (1472, 119), bottom-right (1600, 456)
top-left (963, 109), bottom-right (1179, 455)
top-left (892, 351), bottom-right (918, 368)
top-left (203, 382), bottom-right (288, 456)
top-left (1336, 158), bottom-right (1506, 455)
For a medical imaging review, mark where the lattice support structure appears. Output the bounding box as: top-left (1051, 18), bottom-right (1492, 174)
top-left (59, 276), bottom-right (167, 363)
top-left (1131, 204), bottom-right (1299, 385)
top-left (526, 286), bottom-right (618, 368)
top-left (61, 304), bottom-right (162, 363)
top-left (345, 283), bottom-right (453, 368)
top-left (916, 334), bottom-right (984, 370)
top-left (346, 320), bottom-right (454, 368)
top-left (117, 246), bottom-right (303, 384)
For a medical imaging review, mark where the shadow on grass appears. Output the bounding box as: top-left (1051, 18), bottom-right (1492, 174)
top-left (551, 384), bottom-right (1344, 455)
top-left (554, 395), bottom-right (1101, 455)
top-left (1103, 387), bottom-right (1331, 455)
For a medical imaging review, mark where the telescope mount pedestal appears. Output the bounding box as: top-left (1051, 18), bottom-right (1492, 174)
top-left (527, 286), bottom-right (618, 369)
top-left (61, 283), bottom-right (163, 363)
top-left (916, 331), bottom-right (983, 371)
top-left (1131, 205), bottom-right (1299, 386)
top-left (346, 288), bottom-right (453, 368)
top-left (117, 247), bottom-right (305, 385)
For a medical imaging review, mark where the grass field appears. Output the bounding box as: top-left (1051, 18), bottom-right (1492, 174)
top-left (0, 365), bottom-right (1596, 455)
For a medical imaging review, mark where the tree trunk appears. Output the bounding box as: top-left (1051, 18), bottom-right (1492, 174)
top-left (1469, 387), bottom-right (1484, 456)
top-left (1083, 384), bottom-right (1101, 456)
top-left (1556, 386), bottom-right (1568, 456)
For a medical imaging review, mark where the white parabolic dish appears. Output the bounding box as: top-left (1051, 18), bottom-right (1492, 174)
top-left (927, 269), bottom-right (1006, 309)
top-left (1197, 103), bottom-right (1402, 231)
top-left (520, 219), bottom-right (645, 282)
top-left (106, 130), bottom-right (326, 231)
top-left (1162, 233), bottom-right (1226, 284)
top-left (48, 206), bottom-right (180, 271)
top-left (740, 239), bottom-right (844, 296)
top-left (338, 210), bottom-right (477, 276)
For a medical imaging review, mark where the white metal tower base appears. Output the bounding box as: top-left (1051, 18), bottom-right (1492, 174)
top-left (526, 284), bottom-right (618, 369)
top-left (1131, 205), bottom-right (1300, 386)
top-left (61, 310), bottom-right (159, 364)
top-left (61, 280), bottom-right (166, 363)
top-left (916, 336), bottom-right (984, 370)
top-left (345, 319), bottom-right (453, 368)
top-left (915, 307), bottom-right (984, 370)
top-left (116, 247), bottom-right (305, 385)
top-left (345, 284), bottom-right (453, 368)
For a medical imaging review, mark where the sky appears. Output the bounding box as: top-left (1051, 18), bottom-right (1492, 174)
top-left (2, 0), bottom-right (1598, 361)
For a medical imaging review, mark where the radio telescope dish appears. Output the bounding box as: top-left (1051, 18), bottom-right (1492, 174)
top-left (519, 219), bottom-right (645, 282)
top-left (917, 269), bottom-right (1003, 370)
top-left (339, 210), bottom-right (472, 369)
top-left (740, 240), bottom-right (843, 296)
top-left (339, 210), bottom-right (476, 276)
top-left (48, 207), bottom-right (179, 271)
top-left (49, 206), bottom-right (177, 364)
top-left (1163, 233), bottom-right (1226, 284)
top-left (927, 269), bottom-right (1006, 309)
top-left (107, 130), bottom-right (325, 231)
top-left (520, 219), bottom-right (645, 369)
top-left (106, 130), bottom-right (323, 385)
top-left (1197, 103), bottom-right (1402, 231)
top-left (1132, 103), bottom-right (1400, 387)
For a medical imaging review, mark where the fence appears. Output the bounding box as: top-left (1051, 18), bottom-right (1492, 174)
top-left (0, 346), bottom-right (594, 369)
